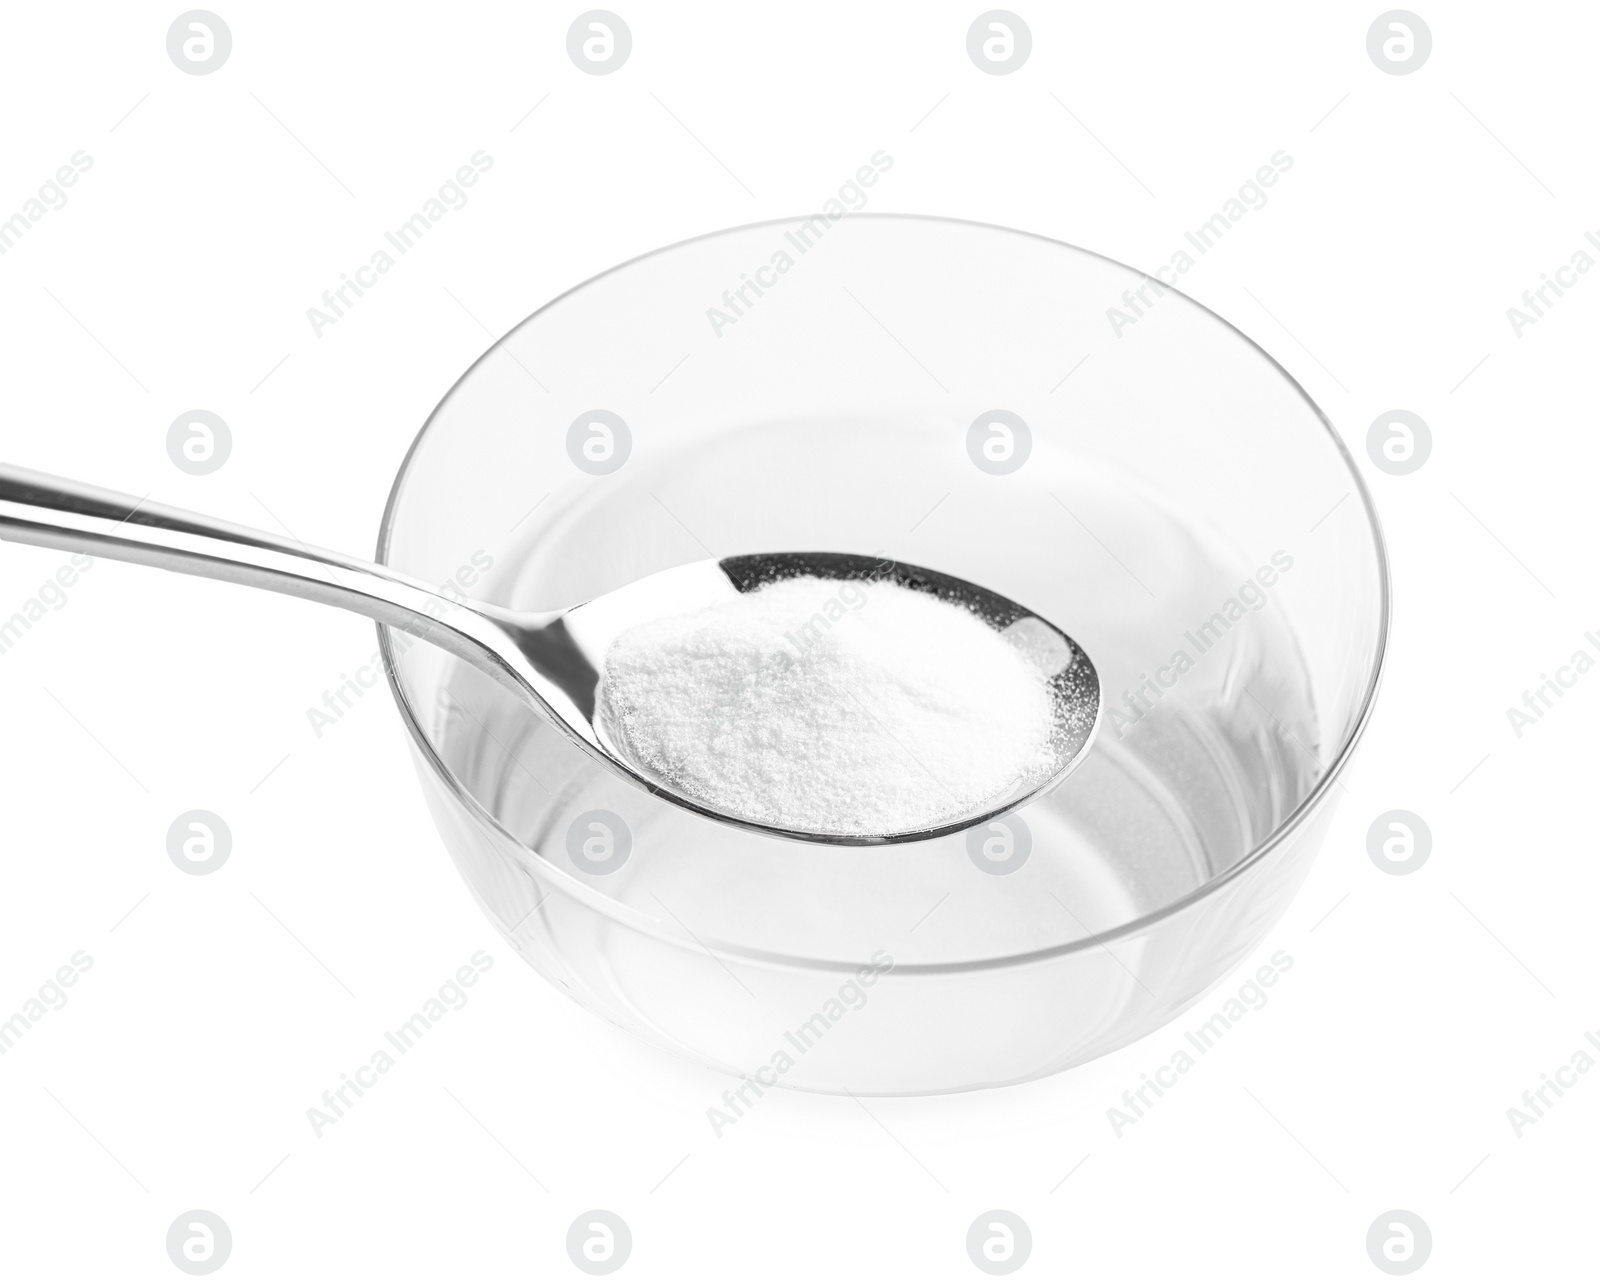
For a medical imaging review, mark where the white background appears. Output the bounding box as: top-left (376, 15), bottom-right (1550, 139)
top-left (1, 1), bottom-right (1595, 1281)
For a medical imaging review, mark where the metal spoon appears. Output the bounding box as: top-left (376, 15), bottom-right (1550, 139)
top-left (0, 465), bottom-right (1101, 844)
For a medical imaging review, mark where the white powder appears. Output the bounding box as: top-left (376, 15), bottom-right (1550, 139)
top-left (596, 575), bottom-right (1060, 836)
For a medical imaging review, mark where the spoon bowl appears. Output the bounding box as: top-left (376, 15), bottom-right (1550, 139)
top-left (579, 551), bottom-right (1101, 843)
top-left (0, 466), bottom-right (1100, 844)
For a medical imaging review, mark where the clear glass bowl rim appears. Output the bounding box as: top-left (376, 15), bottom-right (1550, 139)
top-left (374, 212), bottom-right (1393, 973)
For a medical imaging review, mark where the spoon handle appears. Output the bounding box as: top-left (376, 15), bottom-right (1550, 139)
top-left (0, 463), bottom-right (520, 683)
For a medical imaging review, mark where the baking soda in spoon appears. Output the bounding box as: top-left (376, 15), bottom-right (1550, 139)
top-left (596, 576), bottom-right (1059, 835)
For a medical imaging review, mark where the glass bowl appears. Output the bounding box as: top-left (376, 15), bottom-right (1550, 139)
top-left (377, 214), bottom-right (1389, 1095)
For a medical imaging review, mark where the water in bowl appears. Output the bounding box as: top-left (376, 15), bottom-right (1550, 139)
top-left (418, 432), bottom-right (1321, 976)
